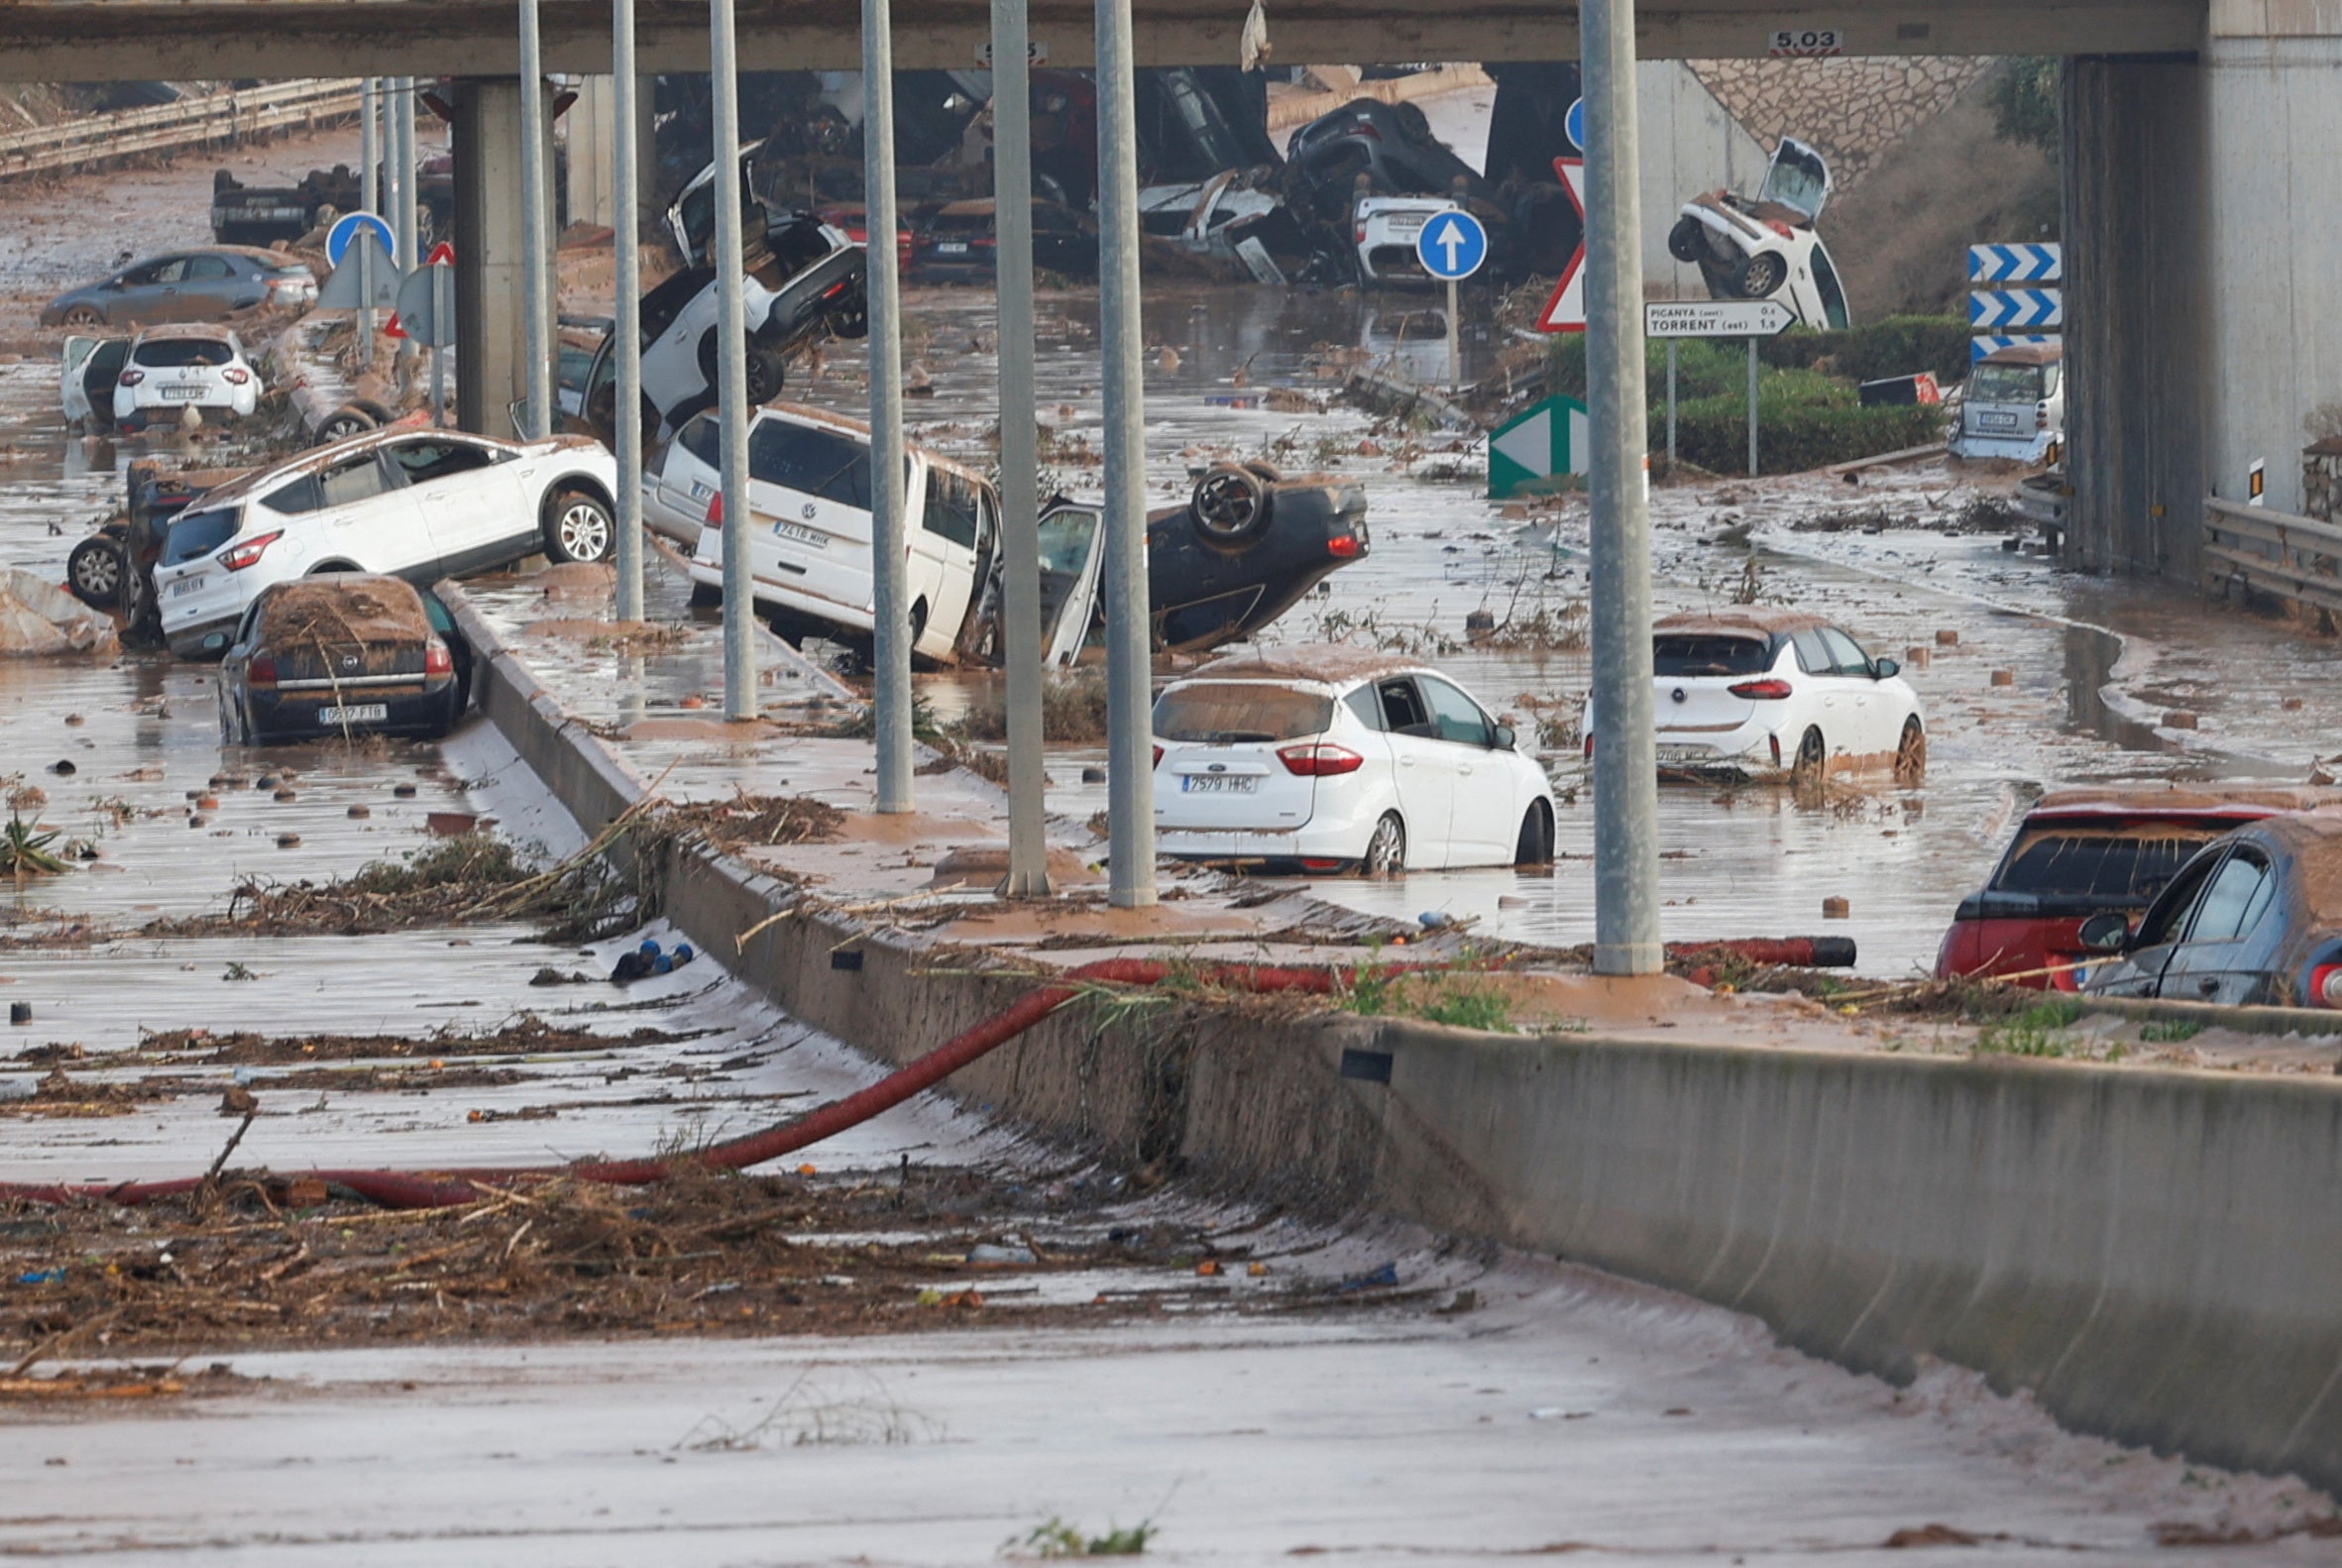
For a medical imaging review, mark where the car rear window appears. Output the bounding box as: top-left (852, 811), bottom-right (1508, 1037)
top-left (1991, 824), bottom-right (2232, 901)
top-left (1970, 364), bottom-right (2043, 403)
top-left (135, 338), bottom-right (234, 369)
top-left (161, 504), bottom-right (243, 567)
top-left (749, 419), bottom-right (872, 509)
top-left (1652, 633), bottom-right (1771, 677)
top-left (1154, 682), bottom-right (1334, 742)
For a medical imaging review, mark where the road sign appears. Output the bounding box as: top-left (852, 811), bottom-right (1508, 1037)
top-left (314, 230), bottom-right (400, 309)
top-left (973, 39), bottom-right (1048, 64)
top-left (423, 240), bottom-right (456, 267)
top-left (1970, 332), bottom-right (2057, 362)
top-left (1488, 394), bottom-right (1588, 499)
top-left (1644, 298), bottom-right (1795, 339)
top-left (1533, 159), bottom-right (1588, 333)
top-left (393, 261), bottom-right (456, 348)
top-left (1967, 242), bottom-right (2062, 283)
top-left (1564, 96), bottom-right (1584, 153)
top-left (1769, 27), bottom-right (1841, 55)
top-left (1416, 209), bottom-right (1488, 281)
top-left (325, 210), bottom-right (396, 270)
top-left (1969, 287), bottom-right (2063, 330)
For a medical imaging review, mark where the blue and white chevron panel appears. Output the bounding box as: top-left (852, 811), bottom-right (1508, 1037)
top-left (1970, 333), bottom-right (2059, 362)
top-left (1969, 288), bottom-right (2063, 330)
top-left (1967, 242), bottom-right (2063, 283)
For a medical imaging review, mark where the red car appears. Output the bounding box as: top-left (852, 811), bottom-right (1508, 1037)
top-left (818, 205), bottom-right (914, 275)
top-left (1936, 789), bottom-right (2341, 988)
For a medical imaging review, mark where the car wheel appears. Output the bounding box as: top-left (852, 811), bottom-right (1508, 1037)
top-left (1362, 812), bottom-right (1405, 877)
top-left (1242, 460), bottom-right (1284, 485)
top-left (543, 488), bottom-right (614, 564)
top-left (315, 404), bottom-right (377, 443)
top-left (1666, 215), bottom-right (1706, 264)
top-left (1791, 727), bottom-right (1826, 790)
top-left (1189, 464), bottom-right (1272, 549)
top-left (743, 343), bottom-right (786, 403)
top-left (1894, 716), bottom-right (1927, 786)
top-left (60, 304), bottom-right (102, 328)
top-left (1733, 251), bottom-right (1787, 298)
top-left (1512, 800), bottom-right (1554, 867)
top-left (66, 535), bottom-right (126, 610)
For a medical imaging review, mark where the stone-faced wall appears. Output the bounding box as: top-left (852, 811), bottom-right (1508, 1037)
top-left (1687, 56), bottom-right (1995, 193)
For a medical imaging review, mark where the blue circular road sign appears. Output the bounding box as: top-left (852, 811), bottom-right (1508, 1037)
top-left (1415, 208), bottom-right (1489, 282)
top-left (1565, 96), bottom-right (1585, 153)
top-left (325, 211), bottom-right (396, 269)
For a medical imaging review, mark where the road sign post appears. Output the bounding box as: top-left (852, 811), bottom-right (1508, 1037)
top-left (1642, 298), bottom-right (1793, 476)
top-left (1533, 158), bottom-right (1588, 333)
top-left (1415, 208), bottom-right (1487, 393)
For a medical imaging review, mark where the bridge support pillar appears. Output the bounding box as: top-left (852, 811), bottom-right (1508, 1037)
top-left (451, 77), bottom-right (557, 438)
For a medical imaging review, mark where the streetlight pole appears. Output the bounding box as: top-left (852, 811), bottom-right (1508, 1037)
top-left (518, 0), bottom-right (553, 441)
top-left (711, 0), bottom-right (757, 719)
top-left (864, 0), bottom-right (914, 810)
top-left (612, 0), bottom-right (646, 622)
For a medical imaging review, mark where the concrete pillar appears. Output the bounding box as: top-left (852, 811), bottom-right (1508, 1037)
top-left (2060, 56), bottom-right (2208, 576)
top-left (567, 74), bottom-right (619, 230)
top-left (451, 78), bottom-right (558, 439)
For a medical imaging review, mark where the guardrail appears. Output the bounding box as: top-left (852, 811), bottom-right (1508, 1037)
top-left (2202, 495), bottom-right (2342, 618)
top-left (0, 79), bottom-right (361, 183)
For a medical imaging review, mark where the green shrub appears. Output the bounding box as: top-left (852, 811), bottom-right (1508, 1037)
top-left (1671, 397), bottom-right (1944, 477)
top-left (1758, 315), bottom-right (1975, 386)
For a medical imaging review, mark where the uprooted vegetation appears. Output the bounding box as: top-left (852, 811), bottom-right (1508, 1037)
top-left (947, 669), bottom-right (1110, 745)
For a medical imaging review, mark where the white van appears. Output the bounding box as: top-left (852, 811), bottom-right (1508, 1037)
top-left (681, 402), bottom-right (1101, 667)
top-left (1951, 342), bottom-right (2063, 463)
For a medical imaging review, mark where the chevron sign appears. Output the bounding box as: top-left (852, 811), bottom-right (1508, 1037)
top-left (1967, 242), bottom-right (2063, 283)
top-left (1970, 288), bottom-right (2063, 330)
top-left (1970, 333), bottom-right (2058, 362)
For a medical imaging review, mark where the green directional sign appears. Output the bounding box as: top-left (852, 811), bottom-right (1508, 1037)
top-left (1487, 394), bottom-right (1588, 499)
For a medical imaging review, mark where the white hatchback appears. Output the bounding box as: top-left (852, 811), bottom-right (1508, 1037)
top-left (104, 325), bottom-right (261, 432)
top-left (1154, 647), bottom-right (1558, 874)
top-left (1582, 610), bottom-right (1926, 786)
top-left (151, 428), bottom-right (619, 658)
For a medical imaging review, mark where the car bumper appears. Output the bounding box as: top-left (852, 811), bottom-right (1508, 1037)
top-left (1652, 722), bottom-right (1787, 780)
top-left (1157, 822), bottom-right (1360, 871)
top-left (242, 679), bottom-right (461, 742)
top-left (164, 610), bottom-right (243, 660)
top-left (1950, 429), bottom-right (2055, 462)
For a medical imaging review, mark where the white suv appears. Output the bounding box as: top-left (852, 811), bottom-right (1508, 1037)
top-left (152, 428), bottom-right (619, 658)
top-left (103, 325), bottom-right (261, 433)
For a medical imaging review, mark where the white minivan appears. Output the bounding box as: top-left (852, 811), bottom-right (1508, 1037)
top-left (683, 402), bottom-right (1101, 667)
top-left (1951, 342), bottom-right (2063, 463)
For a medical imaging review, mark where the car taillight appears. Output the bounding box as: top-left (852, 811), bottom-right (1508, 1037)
top-left (975, 236), bottom-right (997, 249)
top-left (1300, 857), bottom-right (1345, 872)
top-left (1151, 745), bottom-right (1163, 768)
top-left (1729, 678), bottom-right (1794, 700)
top-left (2310, 963), bottom-right (2342, 1008)
top-left (1769, 732), bottom-right (1782, 766)
top-left (1583, 732), bottom-right (1594, 759)
top-left (1766, 220), bottom-right (1793, 238)
top-left (117, 369), bottom-right (145, 387)
top-left (822, 280), bottom-right (849, 300)
top-left (1327, 534), bottom-right (1362, 558)
top-left (705, 492), bottom-right (723, 529)
top-left (218, 530), bottom-right (282, 571)
top-left (1354, 224), bottom-right (1367, 244)
top-left (1278, 742), bottom-right (1363, 777)
top-left (2036, 402), bottom-right (2049, 429)
top-left (424, 639), bottom-right (454, 676)
top-left (223, 368), bottom-right (250, 385)
top-left (246, 654), bottom-right (278, 687)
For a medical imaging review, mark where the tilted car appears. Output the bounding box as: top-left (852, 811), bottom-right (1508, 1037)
top-left (679, 405), bottom-right (1370, 665)
top-left (217, 575), bottom-right (469, 744)
top-left (1951, 342), bottom-right (2064, 463)
top-left (1936, 789), bottom-right (2338, 989)
top-left (1153, 646), bottom-right (1556, 874)
top-left (72, 325), bottom-right (262, 434)
top-left (40, 246), bottom-right (316, 328)
top-left (910, 198), bottom-right (1100, 283)
top-left (1581, 610), bottom-right (1925, 786)
top-left (1667, 138), bottom-right (1850, 330)
top-left (2077, 813), bottom-right (2342, 1008)
top-left (151, 428), bottom-right (618, 658)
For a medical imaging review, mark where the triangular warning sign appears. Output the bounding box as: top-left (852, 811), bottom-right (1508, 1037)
top-left (1535, 159), bottom-right (1588, 334)
top-left (384, 313), bottom-right (407, 340)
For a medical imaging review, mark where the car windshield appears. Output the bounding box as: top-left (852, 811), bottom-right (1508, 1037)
top-left (1036, 509), bottom-right (1097, 576)
top-left (750, 419), bottom-right (872, 509)
top-left (1991, 823), bottom-right (2234, 901)
top-left (1758, 141), bottom-right (1829, 220)
top-left (135, 338), bottom-right (234, 368)
top-left (1154, 681), bottom-right (1334, 743)
top-left (1652, 633), bottom-right (1771, 677)
top-left (161, 504), bottom-right (243, 567)
top-left (1970, 364), bottom-right (2044, 403)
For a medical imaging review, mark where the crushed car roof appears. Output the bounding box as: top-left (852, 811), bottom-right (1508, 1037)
top-left (133, 323), bottom-right (240, 343)
top-left (1653, 609), bottom-right (1831, 636)
top-left (256, 573), bottom-right (430, 646)
top-left (1185, 644), bottom-right (1430, 686)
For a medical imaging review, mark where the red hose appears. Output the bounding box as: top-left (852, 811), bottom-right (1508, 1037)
top-left (0, 958), bottom-right (1339, 1211)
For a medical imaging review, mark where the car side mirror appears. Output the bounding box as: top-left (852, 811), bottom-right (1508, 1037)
top-left (1493, 724), bottom-right (1515, 751)
top-left (2077, 912), bottom-right (2130, 952)
top-left (1871, 657), bottom-right (1899, 680)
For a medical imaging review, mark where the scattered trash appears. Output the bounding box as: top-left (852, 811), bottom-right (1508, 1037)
top-left (348, 805), bottom-right (371, 819)
top-left (1935, 628), bottom-right (1959, 646)
top-left (274, 789), bottom-right (298, 804)
top-left (392, 783), bottom-right (418, 798)
top-left (47, 759), bottom-right (74, 776)
top-left (1194, 1259), bottom-right (1221, 1277)
top-left (0, 569), bottom-right (116, 657)
top-left (7, 1003), bottom-right (29, 1025)
top-left (275, 834), bottom-right (302, 848)
top-left (2164, 711), bottom-right (2199, 730)
top-left (969, 1243), bottom-right (1039, 1266)
top-left (1334, 1261), bottom-right (1398, 1293)
top-left (609, 937), bottom-right (697, 984)
top-left (1989, 669), bottom-right (2015, 687)
top-left (14, 1268), bottom-right (63, 1286)
top-left (1823, 897), bottom-right (1851, 919)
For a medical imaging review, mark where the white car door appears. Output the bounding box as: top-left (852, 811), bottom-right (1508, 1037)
top-left (912, 466), bottom-right (986, 659)
top-left (1417, 674), bottom-right (1519, 864)
top-left (1035, 504), bottom-right (1105, 667)
top-left (380, 435), bottom-right (526, 574)
top-left (1366, 676), bottom-right (1457, 868)
top-left (58, 336), bottom-right (124, 424)
top-left (1820, 626), bottom-right (1898, 756)
top-left (1789, 627), bottom-right (1861, 764)
top-left (306, 448), bottom-right (429, 576)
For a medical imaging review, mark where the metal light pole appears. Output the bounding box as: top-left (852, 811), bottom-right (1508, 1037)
top-left (865, 0), bottom-right (914, 810)
top-left (358, 78), bottom-right (378, 374)
top-left (712, 0), bottom-right (757, 719)
top-left (1094, 0), bottom-right (1155, 908)
top-left (395, 79), bottom-right (420, 267)
top-left (519, 0), bottom-right (553, 441)
top-left (1583, 0), bottom-right (1660, 974)
top-left (990, 0), bottom-right (1049, 894)
top-left (612, 0), bottom-right (645, 621)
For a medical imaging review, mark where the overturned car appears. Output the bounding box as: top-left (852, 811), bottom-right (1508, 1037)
top-left (677, 403), bottom-right (1368, 666)
top-left (1668, 137), bottom-right (1850, 330)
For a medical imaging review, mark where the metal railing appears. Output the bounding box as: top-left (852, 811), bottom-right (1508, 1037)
top-left (2203, 496), bottom-right (2342, 617)
top-left (0, 79), bottom-right (362, 183)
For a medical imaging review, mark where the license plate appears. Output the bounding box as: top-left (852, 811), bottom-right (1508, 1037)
top-left (771, 520), bottom-right (828, 550)
top-left (1389, 216), bottom-right (1426, 234)
top-left (1180, 774), bottom-right (1258, 794)
top-left (1979, 411), bottom-right (2020, 430)
top-left (318, 704), bottom-right (389, 726)
top-left (935, 242), bottom-right (970, 255)
top-left (170, 575), bottom-right (205, 597)
top-left (163, 386), bottom-right (207, 400)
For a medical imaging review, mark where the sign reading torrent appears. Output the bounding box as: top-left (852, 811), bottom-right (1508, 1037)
top-left (1644, 299), bottom-right (1796, 339)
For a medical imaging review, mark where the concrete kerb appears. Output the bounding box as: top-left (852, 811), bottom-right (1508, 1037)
top-left (442, 581), bottom-right (2342, 1499)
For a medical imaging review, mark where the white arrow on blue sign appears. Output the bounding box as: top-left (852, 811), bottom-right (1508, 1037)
top-left (1970, 333), bottom-right (2058, 362)
top-left (1967, 242), bottom-right (2062, 283)
top-left (1565, 96), bottom-right (1585, 153)
top-left (1416, 208), bottom-right (1489, 281)
top-left (326, 210), bottom-right (397, 270)
top-left (1969, 288), bottom-right (2063, 330)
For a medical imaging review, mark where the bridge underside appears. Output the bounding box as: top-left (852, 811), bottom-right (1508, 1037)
top-left (0, 0), bottom-right (2202, 79)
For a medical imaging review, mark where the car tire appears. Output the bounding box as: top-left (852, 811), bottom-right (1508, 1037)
top-left (1512, 799), bottom-right (1554, 867)
top-left (60, 304), bottom-right (102, 328)
top-left (1666, 215), bottom-right (1707, 265)
top-left (1242, 460), bottom-right (1284, 485)
top-left (1894, 716), bottom-right (1927, 786)
top-left (1189, 464), bottom-right (1272, 550)
top-left (1791, 727), bottom-right (1826, 790)
top-left (307, 559), bottom-right (361, 575)
top-left (542, 487), bottom-right (614, 565)
top-left (744, 343), bottom-right (786, 404)
top-left (314, 404), bottom-right (377, 444)
top-left (66, 535), bottom-right (126, 610)
top-left (1362, 812), bottom-right (1405, 877)
top-left (1732, 250), bottom-right (1787, 298)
